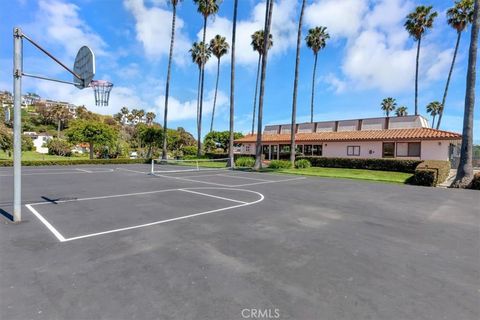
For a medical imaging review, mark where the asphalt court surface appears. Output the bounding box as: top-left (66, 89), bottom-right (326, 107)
top-left (0, 163), bottom-right (479, 320)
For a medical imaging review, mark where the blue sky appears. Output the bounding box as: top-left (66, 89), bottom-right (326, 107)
top-left (1, 0), bottom-right (479, 142)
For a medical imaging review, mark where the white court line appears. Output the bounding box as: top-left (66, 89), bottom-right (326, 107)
top-left (75, 168), bottom-right (92, 173)
top-left (179, 189), bottom-right (247, 204)
top-left (25, 204), bottom-right (66, 242)
top-left (25, 187), bottom-right (264, 242)
top-left (151, 172), bottom-right (232, 187)
top-left (216, 174), bottom-right (270, 182)
top-left (231, 177), bottom-right (307, 187)
top-left (115, 167), bottom-right (149, 174)
top-left (0, 169), bottom-right (114, 177)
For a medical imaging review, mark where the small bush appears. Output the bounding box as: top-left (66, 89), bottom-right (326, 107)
top-left (21, 135), bottom-right (34, 151)
top-left (268, 160), bottom-right (292, 169)
top-left (46, 138), bottom-right (72, 156)
top-left (297, 156), bottom-right (421, 173)
top-left (295, 159), bottom-right (311, 169)
top-left (470, 173), bottom-right (480, 190)
top-left (412, 160), bottom-right (451, 186)
top-left (236, 156), bottom-right (255, 168)
top-left (181, 146), bottom-right (198, 157)
top-left (411, 169), bottom-right (436, 186)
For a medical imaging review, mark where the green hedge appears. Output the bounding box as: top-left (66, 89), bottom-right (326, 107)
top-left (268, 160), bottom-right (292, 169)
top-left (409, 160), bottom-right (451, 187)
top-left (0, 158), bottom-right (150, 167)
top-left (296, 157), bottom-right (422, 173)
top-left (235, 156), bottom-right (255, 168)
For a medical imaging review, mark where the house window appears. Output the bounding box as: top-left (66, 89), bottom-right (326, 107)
top-left (304, 145), bottom-right (312, 156)
top-left (396, 142), bottom-right (421, 157)
top-left (347, 146), bottom-right (360, 156)
top-left (295, 145), bottom-right (303, 154)
top-left (280, 144), bottom-right (290, 153)
top-left (245, 145), bottom-right (250, 152)
top-left (312, 145), bottom-right (323, 156)
top-left (383, 142), bottom-right (395, 158)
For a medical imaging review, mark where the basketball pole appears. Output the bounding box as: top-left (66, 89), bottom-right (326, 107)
top-left (13, 27), bottom-right (23, 222)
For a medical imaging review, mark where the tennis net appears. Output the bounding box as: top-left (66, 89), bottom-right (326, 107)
top-left (150, 158), bottom-right (232, 174)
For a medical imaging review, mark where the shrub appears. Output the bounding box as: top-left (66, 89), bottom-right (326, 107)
top-left (297, 156), bottom-right (421, 173)
top-left (21, 135), bottom-right (34, 151)
top-left (268, 160), bottom-right (292, 169)
top-left (469, 173), bottom-right (480, 190)
top-left (295, 159), bottom-right (311, 169)
top-left (413, 160), bottom-right (451, 187)
top-left (46, 139), bottom-right (72, 156)
top-left (411, 169), bottom-right (436, 186)
top-left (236, 156), bottom-right (255, 168)
top-left (0, 158), bottom-right (149, 167)
top-left (181, 146), bottom-right (197, 156)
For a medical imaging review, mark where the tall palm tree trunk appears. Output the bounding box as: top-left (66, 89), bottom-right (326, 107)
top-left (228, 0), bottom-right (238, 168)
top-left (197, 16), bottom-right (208, 157)
top-left (290, 0), bottom-right (306, 165)
top-left (57, 120), bottom-right (61, 138)
top-left (310, 53), bottom-right (318, 123)
top-left (196, 67), bottom-right (201, 128)
top-left (452, 0), bottom-right (478, 188)
top-left (162, 4), bottom-right (177, 160)
top-left (254, 0), bottom-right (274, 170)
top-left (251, 54), bottom-right (261, 134)
top-left (431, 114), bottom-right (436, 128)
top-left (89, 142), bottom-right (94, 160)
top-left (210, 58), bottom-right (220, 132)
top-left (437, 31), bottom-right (462, 129)
top-left (414, 36), bottom-right (422, 115)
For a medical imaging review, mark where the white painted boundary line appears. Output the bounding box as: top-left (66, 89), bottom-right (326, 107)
top-left (25, 187), bottom-right (264, 242)
top-left (75, 168), bottom-right (92, 173)
top-left (216, 174), bottom-right (270, 182)
top-left (25, 204), bottom-right (66, 242)
top-left (0, 168), bottom-right (114, 177)
top-left (179, 189), bottom-right (247, 204)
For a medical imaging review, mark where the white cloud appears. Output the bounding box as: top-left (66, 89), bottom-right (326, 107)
top-left (123, 0), bottom-right (190, 64)
top-left (322, 73), bottom-right (347, 93)
top-left (154, 90), bottom-right (228, 121)
top-left (26, 0), bottom-right (107, 58)
top-left (426, 48), bottom-right (454, 81)
top-left (201, 0), bottom-right (299, 68)
top-left (305, 0), bottom-right (368, 39)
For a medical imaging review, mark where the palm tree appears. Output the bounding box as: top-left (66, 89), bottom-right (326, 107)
top-left (254, 0), bottom-right (274, 170)
top-left (162, 0), bottom-right (180, 160)
top-left (250, 30), bottom-right (273, 134)
top-left (228, 0), bottom-right (238, 168)
top-left (289, 0), bottom-right (306, 166)
top-left (381, 97), bottom-right (397, 116)
top-left (209, 34), bottom-right (229, 132)
top-left (120, 107), bottom-right (129, 116)
top-left (146, 112), bottom-right (156, 125)
top-left (437, 0), bottom-right (475, 129)
top-left (452, 0), bottom-right (478, 188)
top-left (426, 101), bottom-right (442, 127)
top-left (395, 106), bottom-right (408, 116)
top-left (189, 41), bottom-right (211, 156)
top-left (193, 0), bottom-right (220, 157)
top-left (405, 6), bottom-right (438, 115)
top-left (137, 109), bottom-right (145, 122)
top-left (120, 106), bottom-right (129, 124)
top-left (305, 26), bottom-right (329, 123)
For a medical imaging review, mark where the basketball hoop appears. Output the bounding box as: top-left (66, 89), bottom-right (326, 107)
top-left (90, 80), bottom-right (113, 106)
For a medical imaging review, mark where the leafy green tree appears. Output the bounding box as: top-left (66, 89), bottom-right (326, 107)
top-left (426, 101), bottom-right (442, 127)
top-left (21, 135), bottom-right (34, 151)
top-left (209, 34), bottom-right (229, 132)
top-left (381, 97), bottom-right (397, 116)
top-left (452, 0), bottom-right (479, 188)
top-left (46, 138), bottom-right (72, 156)
top-left (250, 30), bottom-right (273, 134)
top-left (138, 125), bottom-right (163, 159)
top-left (305, 26), bottom-right (329, 123)
top-left (203, 130), bottom-right (243, 153)
top-left (0, 124), bottom-right (12, 155)
top-left (65, 119), bottom-right (118, 159)
top-left (405, 5), bottom-right (438, 115)
top-left (437, 0), bottom-right (475, 129)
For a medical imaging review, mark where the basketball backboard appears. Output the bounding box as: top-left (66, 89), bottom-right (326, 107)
top-left (73, 46), bottom-right (95, 89)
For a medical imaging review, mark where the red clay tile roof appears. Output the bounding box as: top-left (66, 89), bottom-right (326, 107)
top-left (235, 128), bottom-right (461, 143)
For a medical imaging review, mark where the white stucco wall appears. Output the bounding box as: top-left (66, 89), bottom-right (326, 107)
top-left (420, 140), bottom-right (451, 161)
top-left (322, 141), bottom-right (383, 158)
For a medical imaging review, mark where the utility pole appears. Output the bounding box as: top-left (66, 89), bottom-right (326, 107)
top-left (13, 27), bottom-right (23, 222)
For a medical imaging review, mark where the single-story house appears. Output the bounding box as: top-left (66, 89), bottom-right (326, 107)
top-left (234, 115), bottom-right (462, 162)
top-left (24, 132), bottom-right (53, 154)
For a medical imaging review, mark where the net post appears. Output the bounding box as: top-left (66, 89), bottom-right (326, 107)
top-left (151, 159), bottom-right (154, 175)
top-left (196, 159), bottom-right (199, 171)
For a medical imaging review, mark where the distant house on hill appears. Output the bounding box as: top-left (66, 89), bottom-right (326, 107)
top-left (23, 132), bottom-right (53, 154)
top-left (235, 115), bottom-right (462, 164)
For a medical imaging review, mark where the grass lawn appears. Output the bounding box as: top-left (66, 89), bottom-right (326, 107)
top-left (262, 166), bottom-right (413, 184)
top-left (0, 151), bottom-right (88, 161)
